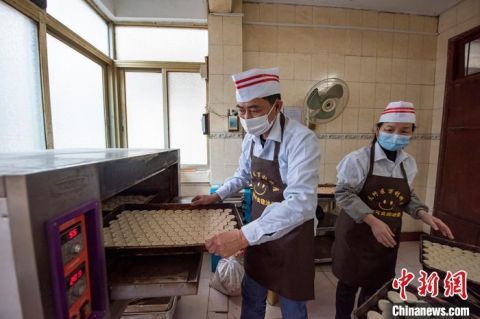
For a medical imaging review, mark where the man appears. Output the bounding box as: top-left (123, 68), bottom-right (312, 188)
top-left (192, 67), bottom-right (320, 319)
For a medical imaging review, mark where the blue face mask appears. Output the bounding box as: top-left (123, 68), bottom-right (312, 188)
top-left (377, 132), bottom-right (411, 151)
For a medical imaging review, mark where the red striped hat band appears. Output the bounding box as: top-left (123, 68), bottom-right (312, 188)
top-left (235, 77), bottom-right (279, 89)
top-left (382, 109), bottom-right (415, 114)
top-left (235, 73), bottom-right (279, 85)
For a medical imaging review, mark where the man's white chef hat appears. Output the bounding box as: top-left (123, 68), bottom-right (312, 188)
top-left (232, 67), bottom-right (281, 103)
top-left (378, 101), bottom-right (416, 124)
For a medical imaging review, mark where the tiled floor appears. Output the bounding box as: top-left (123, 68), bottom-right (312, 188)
top-left (173, 241), bottom-right (422, 319)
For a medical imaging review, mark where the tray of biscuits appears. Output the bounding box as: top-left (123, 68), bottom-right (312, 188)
top-left (102, 203), bottom-right (243, 252)
top-left (354, 279), bottom-right (458, 319)
top-left (420, 234), bottom-right (480, 290)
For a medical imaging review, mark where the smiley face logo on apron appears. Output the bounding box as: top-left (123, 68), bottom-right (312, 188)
top-left (253, 179), bottom-right (268, 196)
top-left (252, 171), bottom-right (281, 197)
top-left (379, 198), bottom-right (395, 211)
top-left (366, 187), bottom-right (405, 215)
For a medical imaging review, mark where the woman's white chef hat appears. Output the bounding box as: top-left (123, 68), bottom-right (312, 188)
top-left (232, 67), bottom-right (281, 103)
top-left (378, 101), bottom-right (416, 124)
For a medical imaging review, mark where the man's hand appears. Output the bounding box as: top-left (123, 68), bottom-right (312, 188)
top-left (418, 210), bottom-right (454, 239)
top-left (363, 214), bottom-right (397, 248)
top-left (205, 229), bottom-right (249, 258)
top-left (191, 193), bottom-right (221, 206)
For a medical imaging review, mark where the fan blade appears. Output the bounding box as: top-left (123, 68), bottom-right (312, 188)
top-left (307, 89), bottom-right (330, 110)
top-left (324, 83), bottom-right (343, 99)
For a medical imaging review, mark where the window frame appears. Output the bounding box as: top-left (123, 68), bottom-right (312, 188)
top-left (2, 0), bottom-right (208, 161)
top-left (46, 32), bottom-right (110, 148)
top-left (2, 0), bottom-right (114, 149)
top-left (116, 61), bottom-right (209, 169)
top-left (166, 70), bottom-right (209, 168)
top-left (114, 24), bottom-right (208, 63)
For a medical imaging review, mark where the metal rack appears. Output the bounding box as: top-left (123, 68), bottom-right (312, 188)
top-left (314, 184), bottom-right (337, 264)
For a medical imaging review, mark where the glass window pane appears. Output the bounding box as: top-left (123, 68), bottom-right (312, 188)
top-left (125, 72), bottom-right (165, 149)
top-left (116, 27), bottom-right (208, 62)
top-left (466, 39), bottom-right (480, 76)
top-left (47, 0), bottom-right (109, 55)
top-left (47, 35), bottom-right (106, 149)
top-left (168, 72), bottom-right (207, 165)
top-left (0, 1), bottom-right (45, 152)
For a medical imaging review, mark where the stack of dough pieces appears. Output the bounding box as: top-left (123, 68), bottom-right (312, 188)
top-left (103, 208), bottom-right (237, 247)
top-left (317, 186), bottom-right (335, 195)
top-left (102, 195), bottom-right (155, 211)
top-left (422, 240), bottom-right (480, 283)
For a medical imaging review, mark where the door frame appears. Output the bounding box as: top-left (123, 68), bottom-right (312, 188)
top-left (434, 25), bottom-right (480, 227)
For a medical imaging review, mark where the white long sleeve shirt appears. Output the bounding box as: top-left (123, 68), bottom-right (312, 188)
top-left (335, 141), bottom-right (428, 223)
top-left (216, 113), bottom-right (321, 245)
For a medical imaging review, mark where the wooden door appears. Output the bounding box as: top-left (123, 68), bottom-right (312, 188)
top-left (434, 25), bottom-right (480, 246)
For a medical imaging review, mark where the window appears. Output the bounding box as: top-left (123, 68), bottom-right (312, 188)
top-left (465, 38), bottom-right (480, 76)
top-left (0, 1), bottom-right (45, 152)
top-left (115, 27), bottom-right (208, 62)
top-left (168, 72), bottom-right (207, 165)
top-left (47, 0), bottom-right (109, 55)
top-left (47, 34), bottom-right (107, 149)
top-left (125, 72), bottom-right (165, 149)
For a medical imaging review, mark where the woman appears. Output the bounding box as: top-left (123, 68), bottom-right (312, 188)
top-left (332, 101), bottom-right (454, 319)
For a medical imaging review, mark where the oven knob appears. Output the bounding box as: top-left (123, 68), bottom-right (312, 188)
top-left (72, 283), bottom-right (86, 297)
top-left (71, 244), bottom-right (82, 254)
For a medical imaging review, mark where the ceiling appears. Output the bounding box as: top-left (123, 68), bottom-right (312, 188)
top-left (92, 0), bottom-right (461, 23)
top-left (247, 0), bottom-right (462, 16)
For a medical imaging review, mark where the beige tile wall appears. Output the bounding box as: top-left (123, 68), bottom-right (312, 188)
top-left (208, 2), bottom-right (479, 232)
top-left (424, 0), bottom-right (480, 232)
top-left (208, 1), bottom-right (244, 185)
top-left (241, 3), bottom-right (439, 231)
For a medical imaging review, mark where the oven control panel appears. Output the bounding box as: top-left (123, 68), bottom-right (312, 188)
top-left (47, 201), bottom-right (106, 319)
top-left (58, 215), bottom-right (92, 319)
top-left (61, 223), bottom-right (84, 265)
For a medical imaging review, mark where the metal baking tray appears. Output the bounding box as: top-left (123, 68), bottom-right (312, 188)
top-left (123, 296), bottom-right (176, 314)
top-left (101, 191), bottom-right (167, 213)
top-left (354, 279), bottom-right (457, 319)
top-left (104, 203), bottom-right (241, 301)
top-left (102, 193), bottom-right (158, 215)
top-left (103, 203), bottom-right (243, 253)
top-left (107, 252), bottom-right (202, 300)
top-left (420, 234), bottom-right (480, 310)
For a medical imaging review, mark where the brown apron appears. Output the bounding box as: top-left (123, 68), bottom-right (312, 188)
top-left (244, 113), bottom-right (315, 301)
top-left (332, 142), bottom-right (411, 289)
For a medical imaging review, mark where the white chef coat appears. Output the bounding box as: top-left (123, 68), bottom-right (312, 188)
top-left (335, 141), bottom-right (428, 223)
top-left (216, 113), bottom-right (321, 245)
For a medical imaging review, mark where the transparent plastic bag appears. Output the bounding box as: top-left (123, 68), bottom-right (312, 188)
top-left (210, 256), bottom-right (244, 296)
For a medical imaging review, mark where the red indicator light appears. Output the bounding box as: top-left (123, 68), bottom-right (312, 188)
top-left (68, 268), bottom-right (85, 288)
top-left (68, 228), bottom-right (78, 239)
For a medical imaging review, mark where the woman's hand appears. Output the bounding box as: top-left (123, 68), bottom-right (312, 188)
top-left (363, 214), bottom-right (397, 248)
top-left (418, 210), bottom-right (454, 239)
top-left (191, 193), bottom-right (221, 206)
